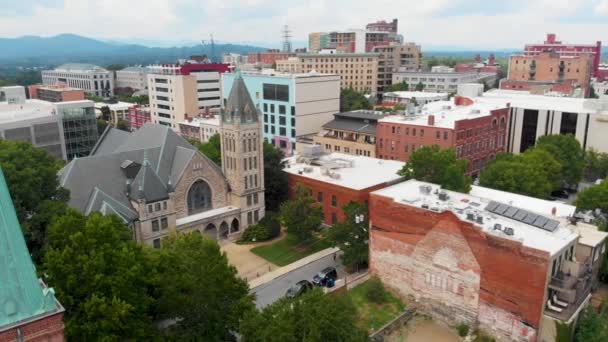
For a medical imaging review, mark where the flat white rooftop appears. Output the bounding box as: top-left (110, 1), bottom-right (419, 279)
top-left (372, 179), bottom-right (591, 255)
top-left (180, 116), bottom-right (220, 127)
top-left (483, 89), bottom-right (608, 114)
top-left (284, 152), bottom-right (404, 190)
top-left (379, 99), bottom-right (505, 129)
top-left (94, 101), bottom-right (134, 111)
top-left (384, 91), bottom-right (448, 99)
top-left (234, 70), bottom-right (340, 79)
top-left (0, 99), bottom-right (57, 123)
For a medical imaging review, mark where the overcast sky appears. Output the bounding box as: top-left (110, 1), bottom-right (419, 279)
top-left (0, 0), bottom-right (607, 49)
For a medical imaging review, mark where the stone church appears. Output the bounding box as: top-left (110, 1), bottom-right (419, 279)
top-left (59, 71), bottom-right (265, 247)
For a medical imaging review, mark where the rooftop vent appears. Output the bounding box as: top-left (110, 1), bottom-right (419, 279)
top-left (466, 212), bottom-right (475, 221)
top-left (419, 185), bottom-right (432, 194)
top-left (476, 215), bottom-right (484, 224)
top-left (421, 204), bottom-right (429, 209)
top-left (470, 109), bottom-right (481, 115)
top-left (493, 223), bottom-right (502, 231)
top-left (504, 227), bottom-right (515, 236)
top-left (438, 191), bottom-right (448, 201)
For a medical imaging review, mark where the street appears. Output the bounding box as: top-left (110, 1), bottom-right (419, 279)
top-left (251, 252), bottom-right (344, 309)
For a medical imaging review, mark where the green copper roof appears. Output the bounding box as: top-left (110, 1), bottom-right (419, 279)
top-left (0, 167), bottom-right (58, 327)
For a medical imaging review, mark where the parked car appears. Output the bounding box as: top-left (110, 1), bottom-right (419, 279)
top-left (550, 189), bottom-right (570, 199)
top-left (312, 267), bottom-right (338, 287)
top-left (285, 280), bottom-right (313, 298)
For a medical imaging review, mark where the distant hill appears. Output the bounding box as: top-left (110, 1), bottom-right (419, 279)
top-left (0, 33), bottom-right (266, 66)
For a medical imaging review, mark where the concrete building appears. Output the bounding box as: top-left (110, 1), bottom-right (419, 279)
top-left (376, 85), bottom-right (509, 177)
top-left (0, 167), bottom-right (65, 342)
top-left (393, 68), bottom-right (496, 94)
top-left (454, 54), bottom-right (501, 75)
top-left (28, 84), bottom-right (85, 102)
top-left (94, 101), bottom-right (134, 124)
top-left (0, 86), bottom-right (27, 104)
top-left (369, 179), bottom-right (607, 342)
top-left (481, 89), bottom-right (608, 154)
top-left (127, 105), bottom-right (151, 131)
top-left (373, 43), bottom-right (423, 96)
top-left (524, 33), bottom-right (603, 80)
top-left (222, 53), bottom-right (246, 66)
top-left (178, 115), bottom-right (221, 143)
top-left (309, 19), bottom-right (402, 54)
top-left (222, 71), bottom-right (340, 155)
top-left (59, 73), bottom-right (265, 247)
top-left (313, 110), bottom-right (390, 157)
top-left (382, 91), bottom-right (448, 106)
top-left (502, 51), bottom-right (593, 97)
top-left (280, 53), bottom-right (378, 96)
top-left (42, 63), bottom-right (114, 98)
top-left (115, 66), bottom-right (150, 92)
top-left (284, 147), bottom-right (404, 225)
top-left (147, 63), bottom-right (229, 130)
top-left (0, 94), bottom-right (97, 160)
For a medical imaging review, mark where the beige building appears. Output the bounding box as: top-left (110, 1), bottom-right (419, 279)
top-left (148, 72), bottom-right (198, 130)
top-left (373, 43), bottom-right (422, 96)
top-left (313, 110), bottom-right (389, 157)
top-left (275, 58), bottom-right (300, 73)
top-left (278, 53), bottom-right (379, 95)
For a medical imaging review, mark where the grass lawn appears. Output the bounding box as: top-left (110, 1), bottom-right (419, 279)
top-left (250, 234), bottom-right (332, 266)
top-left (348, 279), bottom-right (406, 333)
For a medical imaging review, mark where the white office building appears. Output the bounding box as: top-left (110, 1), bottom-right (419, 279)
top-left (393, 68), bottom-right (496, 93)
top-left (42, 63), bottom-right (114, 98)
top-left (115, 66), bottom-right (150, 92)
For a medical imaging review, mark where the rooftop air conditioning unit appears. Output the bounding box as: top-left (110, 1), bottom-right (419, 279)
top-left (466, 212), bottom-right (475, 221)
top-left (438, 191), bottom-right (448, 201)
top-left (504, 227), bottom-right (514, 236)
top-left (493, 223), bottom-right (502, 231)
top-left (476, 215), bottom-right (484, 224)
top-left (304, 167), bottom-right (314, 173)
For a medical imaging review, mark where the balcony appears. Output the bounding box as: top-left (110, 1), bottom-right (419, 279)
top-left (545, 261), bottom-right (594, 321)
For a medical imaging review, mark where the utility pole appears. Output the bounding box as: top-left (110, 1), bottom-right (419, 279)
top-left (282, 25), bottom-right (292, 53)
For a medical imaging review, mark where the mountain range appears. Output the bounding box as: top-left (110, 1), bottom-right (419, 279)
top-left (0, 34), bottom-right (266, 66)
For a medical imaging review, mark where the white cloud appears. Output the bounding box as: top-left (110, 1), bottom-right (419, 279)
top-left (0, 0), bottom-right (606, 49)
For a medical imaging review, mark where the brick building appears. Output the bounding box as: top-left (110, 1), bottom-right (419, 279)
top-left (127, 105), bottom-right (151, 131)
top-left (283, 147), bottom-right (403, 225)
top-left (376, 85), bottom-right (509, 177)
top-left (524, 33), bottom-right (603, 81)
top-left (369, 179), bottom-right (607, 342)
top-left (247, 50), bottom-right (296, 65)
top-left (0, 167), bottom-right (65, 342)
top-left (373, 43), bottom-right (423, 97)
top-left (27, 84), bottom-right (85, 103)
top-left (502, 51), bottom-right (593, 97)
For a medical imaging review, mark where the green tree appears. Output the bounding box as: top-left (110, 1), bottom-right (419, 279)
top-left (264, 141), bottom-right (288, 211)
top-left (99, 105), bottom-right (111, 120)
top-left (43, 210), bottom-right (157, 340)
top-left (196, 133), bottom-right (222, 167)
top-left (479, 149), bottom-right (561, 199)
top-left (536, 134), bottom-right (584, 187)
top-left (97, 118), bottom-right (109, 135)
top-left (86, 94), bottom-right (105, 103)
top-left (415, 81), bottom-right (425, 91)
top-left (328, 201), bottom-right (369, 271)
top-left (583, 149), bottom-right (608, 182)
top-left (385, 81), bottom-right (409, 92)
top-left (575, 180), bottom-right (608, 213)
top-left (0, 140), bottom-right (69, 258)
top-left (156, 232), bottom-right (254, 340)
top-left (116, 118), bottom-right (130, 131)
top-left (240, 289), bottom-right (367, 342)
top-left (574, 305), bottom-right (608, 341)
top-left (106, 64), bottom-right (125, 71)
top-left (340, 88), bottom-right (372, 112)
top-left (397, 145), bottom-right (471, 193)
top-left (280, 184), bottom-right (322, 241)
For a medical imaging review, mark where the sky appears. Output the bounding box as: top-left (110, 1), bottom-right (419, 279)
top-left (0, 0), bottom-right (607, 49)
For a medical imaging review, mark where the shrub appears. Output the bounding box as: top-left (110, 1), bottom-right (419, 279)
top-left (457, 323), bottom-right (470, 337)
top-left (365, 276), bottom-right (388, 304)
top-left (238, 212), bottom-right (281, 243)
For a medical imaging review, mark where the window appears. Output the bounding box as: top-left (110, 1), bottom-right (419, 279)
top-left (152, 220), bottom-right (160, 232)
top-left (331, 195), bottom-right (337, 207)
top-left (187, 180), bottom-right (212, 214)
top-left (163, 201), bottom-right (167, 210)
top-left (247, 195), bottom-right (252, 206)
top-left (270, 104), bottom-right (275, 113)
top-left (291, 106), bottom-right (296, 116)
top-left (263, 103), bottom-right (268, 112)
top-left (161, 217), bottom-right (168, 229)
top-left (254, 210), bottom-right (259, 223)
top-left (148, 204), bottom-right (153, 213)
top-left (153, 239), bottom-right (161, 249)
top-left (155, 202), bottom-right (161, 211)
top-left (254, 192), bottom-right (259, 205)
top-left (332, 212), bottom-right (337, 224)
top-left (444, 132), bottom-right (448, 140)
top-left (279, 117), bottom-right (286, 125)
top-left (280, 127), bottom-right (286, 136)
top-left (279, 105), bottom-right (286, 114)
top-left (263, 84), bottom-right (289, 101)
top-left (247, 211), bottom-right (253, 225)
top-left (318, 192), bottom-right (323, 203)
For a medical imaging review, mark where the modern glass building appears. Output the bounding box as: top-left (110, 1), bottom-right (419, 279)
top-left (56, 101), bottom-right (99, 159)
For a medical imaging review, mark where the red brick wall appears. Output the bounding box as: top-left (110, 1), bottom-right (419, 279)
top-left (369, 194), bottom-right (550, 332)
top-left (376, 122), bottom-right (455, 161)
top-left (287, 173), bottom-right (389, 225)
top-left (0, 312), bottom-right (64, 342)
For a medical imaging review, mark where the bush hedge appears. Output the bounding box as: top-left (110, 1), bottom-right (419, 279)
top-left (239, 213), bottom-right (281, 243)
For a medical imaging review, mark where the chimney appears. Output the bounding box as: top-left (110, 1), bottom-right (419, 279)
top-left (428, 115), bottom-right (435, 126)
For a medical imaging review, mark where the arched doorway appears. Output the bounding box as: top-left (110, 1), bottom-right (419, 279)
top-left (203, 223), bottom-right (217, 240)
top-left (231, 218), bottom-right (240, 233)
top-left (219, 221), bottom-right (229, 238)
top-left (187, 180), bottom-right (212, 215)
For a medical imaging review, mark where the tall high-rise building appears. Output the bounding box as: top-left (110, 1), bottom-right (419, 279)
top-left (0, 167), bottom-right (65, 341)
top-left (220, 70), bottom-right (265, 227)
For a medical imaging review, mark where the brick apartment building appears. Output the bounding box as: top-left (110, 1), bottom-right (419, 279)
top-left (376, 85), bottom-right (509, 177)
top-left (27, 84), bottom-right (85, 103)
top-left (283, 146), bottom-right (403, 225)
top-left (369, 179), bottom-right (607, 342)
top-left (502, 51), bottom-right (593, 97)
top-left (524, 33), bottom-right (603, 81)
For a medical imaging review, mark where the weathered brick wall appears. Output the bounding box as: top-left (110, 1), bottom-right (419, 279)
top-left (369, 194), bottom-right (550, 340)
top-left (0, 312), bottom-right (64, 342)
top-left (173, 153), bottom-right (229, 219)
top-left (479, 301), bottom-right (537, 342)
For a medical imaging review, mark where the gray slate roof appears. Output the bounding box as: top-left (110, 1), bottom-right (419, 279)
top-left (59, 123), bottom-right (221, 222)
top-left (222, 70), bottom-right (260, 124)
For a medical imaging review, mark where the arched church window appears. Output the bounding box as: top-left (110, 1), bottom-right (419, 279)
top-left (187, 180), bottom-right (212, 214)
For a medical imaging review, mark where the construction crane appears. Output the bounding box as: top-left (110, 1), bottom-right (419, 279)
top-left (201, 34), bottom-right (216, 63)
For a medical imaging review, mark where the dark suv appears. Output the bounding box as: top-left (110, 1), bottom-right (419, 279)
top-left (312, 267), bottom-right (338, 286)
top-left (285, 280), bottom-right (313, 298)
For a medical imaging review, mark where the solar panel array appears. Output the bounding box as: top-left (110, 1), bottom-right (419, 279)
top-left (484, 201), bottom-right (560, 232)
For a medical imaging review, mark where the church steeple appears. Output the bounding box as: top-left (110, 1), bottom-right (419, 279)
top-left (0, 167), bottom-right (58, 327)
top-left (222, 69), bottom-right (260, 124)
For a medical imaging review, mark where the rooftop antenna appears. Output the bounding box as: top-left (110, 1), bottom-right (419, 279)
top-left (282, 25), bottom-right (292, 53)
top-left (201, 34), bottom-right (215, 63)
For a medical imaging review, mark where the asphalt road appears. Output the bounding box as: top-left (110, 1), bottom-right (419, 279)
top-left (251, 252), bottom-right (343, 309)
